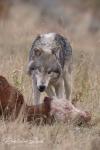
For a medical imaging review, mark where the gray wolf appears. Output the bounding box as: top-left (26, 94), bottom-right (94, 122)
top-left (27, 33), bottom-right (72, 105)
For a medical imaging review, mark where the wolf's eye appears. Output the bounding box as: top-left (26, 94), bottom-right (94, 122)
top-left (54, 70), bottom-right (59, 74)
top-left (34, 48), bottom-right (42, 56)
top-left (47, 71), bottom-right (52, 74)
top-left (31, 66), bottom-right (35, 71)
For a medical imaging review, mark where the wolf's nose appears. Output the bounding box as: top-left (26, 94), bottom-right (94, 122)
top-left (38, 85), bottom-right (46, 92)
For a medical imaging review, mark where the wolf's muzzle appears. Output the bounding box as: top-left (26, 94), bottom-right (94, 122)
top-left (38, 85), bottom-right (46, 92)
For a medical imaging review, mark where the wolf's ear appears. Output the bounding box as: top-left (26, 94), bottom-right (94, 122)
top-left (29, 34), bottom-right (41, 60)
top-left (32, 34), bottom-right (41, 48)
top-left (34, 48), bottom-right (43, 56)
top-left (27, 60), bottom-right (34, 76)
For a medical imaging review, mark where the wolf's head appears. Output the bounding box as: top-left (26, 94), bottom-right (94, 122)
top-left (27, 53), bottom-right (62, 92)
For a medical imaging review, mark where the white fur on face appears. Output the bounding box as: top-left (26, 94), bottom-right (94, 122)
top-left (34, 70), bottom-right (50, 88)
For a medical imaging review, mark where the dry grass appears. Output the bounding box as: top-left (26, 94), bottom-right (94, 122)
top-left (0, 2), bottom-right (100, 150)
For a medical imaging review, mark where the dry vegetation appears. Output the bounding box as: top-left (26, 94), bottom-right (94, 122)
top-left (0, 1), bottom-right (100, 150)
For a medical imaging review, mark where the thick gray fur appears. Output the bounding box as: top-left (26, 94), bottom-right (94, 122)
top-left (27, 33), bottom-right (72, 105)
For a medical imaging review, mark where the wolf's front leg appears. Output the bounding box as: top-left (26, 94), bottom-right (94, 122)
top-left (46, 86), bottom-right (56, 98)
top-left (32, 78), bottom-right (40, 105)
top-left (63, 70), bottom-right (71, 100)
top-left (54, 78), bottom-right (65, 99)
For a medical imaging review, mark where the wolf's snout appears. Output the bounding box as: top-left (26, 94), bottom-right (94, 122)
top-left (38, 85), bottom-right (46, 92)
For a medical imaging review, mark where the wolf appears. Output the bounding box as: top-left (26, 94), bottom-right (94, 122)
top-left (27, 33), bottom-right (72, 105)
